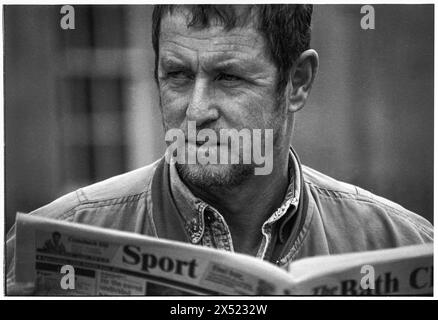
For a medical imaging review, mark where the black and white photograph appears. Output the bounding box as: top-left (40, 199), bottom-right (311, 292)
top-left (2, 3), bottom-right (434, 299)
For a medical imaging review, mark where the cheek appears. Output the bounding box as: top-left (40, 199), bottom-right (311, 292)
top-left (252, 87), bottom-right (284, 126)
top-left (223, 91), bottom-right (280, 130)
top-left (160, 86), bottom-right (189, 128)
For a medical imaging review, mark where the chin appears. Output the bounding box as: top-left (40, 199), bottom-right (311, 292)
top-left (175, 163), bottom-right (254, 189)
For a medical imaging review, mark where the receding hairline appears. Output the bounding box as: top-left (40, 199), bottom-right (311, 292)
top-left (159, 5), bottom-right (261, 31)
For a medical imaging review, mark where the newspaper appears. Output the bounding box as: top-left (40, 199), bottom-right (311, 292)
top-left (12, 213), bottom-right (433, 295)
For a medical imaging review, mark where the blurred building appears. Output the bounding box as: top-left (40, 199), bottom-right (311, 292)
top-left (4, 5), bottom-right (434, 230)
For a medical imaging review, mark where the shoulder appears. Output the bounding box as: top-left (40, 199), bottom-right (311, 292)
top-left (302, 165), bottom-right (433, 247)
top-left (6, 156), bottom-right (164, 282)
top-left (78, 158), bottom-right (162, 202)
top-left (28, 158), bottom-right (163, 221)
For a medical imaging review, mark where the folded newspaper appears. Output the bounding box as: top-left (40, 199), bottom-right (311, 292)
top-left (13, 213), bottom-right (433, 295)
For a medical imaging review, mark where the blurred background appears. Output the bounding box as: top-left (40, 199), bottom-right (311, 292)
top-left (4, 5), bottom-right (434, 230)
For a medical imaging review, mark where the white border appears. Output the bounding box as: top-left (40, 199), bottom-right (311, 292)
top-left (0, 0), bottom-right (436, 301)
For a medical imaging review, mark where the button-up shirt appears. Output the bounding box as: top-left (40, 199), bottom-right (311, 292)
top-left (169, 149), bottom-right (301, 262)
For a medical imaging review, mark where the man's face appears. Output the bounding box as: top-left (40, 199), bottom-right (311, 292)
top-left (53, 234), bottom-right (60, 245)
top-left (157, 10), bottom-right (287, 188)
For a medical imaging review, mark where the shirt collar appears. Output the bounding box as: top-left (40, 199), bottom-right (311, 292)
top-left (168, 147), bottom-right (302, 244)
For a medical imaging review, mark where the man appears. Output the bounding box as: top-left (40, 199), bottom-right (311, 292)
top-left (42, 232), bottom-right (66, 255)
top-left (7, 4), bottom-right (433, 294)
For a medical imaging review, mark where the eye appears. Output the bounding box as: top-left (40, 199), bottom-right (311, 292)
top-left (167, 71), bottom-right (193, 81)
top-left (215, 73), bottom-right (242, 82)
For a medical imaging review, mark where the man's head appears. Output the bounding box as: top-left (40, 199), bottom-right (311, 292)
top-left (152, 5), bottom-right (318, 189)
top-left (52, 231), bottom-right (61, 244)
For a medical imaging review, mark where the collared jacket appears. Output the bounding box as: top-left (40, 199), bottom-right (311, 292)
top-left (6, 149), bottom-right (433, 281)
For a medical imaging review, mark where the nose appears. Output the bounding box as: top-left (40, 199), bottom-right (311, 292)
top-left (186, 76), bottom-right (219, 127)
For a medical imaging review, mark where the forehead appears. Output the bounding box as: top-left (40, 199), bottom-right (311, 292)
top-left (159, 11), bottom-right (269, 61)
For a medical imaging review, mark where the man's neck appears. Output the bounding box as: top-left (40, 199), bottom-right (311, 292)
top-left (184, 152), bottom-right (290, 256)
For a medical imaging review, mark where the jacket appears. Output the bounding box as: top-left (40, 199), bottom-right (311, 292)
top-left (6, 149), bottom-right (433, 281)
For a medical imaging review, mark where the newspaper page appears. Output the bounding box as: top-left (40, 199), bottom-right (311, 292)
top-left (13, 213), bottom-right (433, 296)
top-left (13, 213), bottom-right (295, 295)
top-left (287, 243), bottom-right (433, 295)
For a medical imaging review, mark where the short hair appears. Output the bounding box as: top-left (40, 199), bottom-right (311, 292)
top-left (152, 4), bottom-right (313, 95)
top-left (52, 231), bottom-right (61, 238)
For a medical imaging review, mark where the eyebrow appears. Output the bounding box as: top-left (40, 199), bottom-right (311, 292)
top-left (208, 57), bottom-right (262, 76)
top-left (160, 58), bottom-right (185, 69)
top-left (160, 53), bottom-right (263, 77)
top-left (159, 57), bottom-right (193, 73)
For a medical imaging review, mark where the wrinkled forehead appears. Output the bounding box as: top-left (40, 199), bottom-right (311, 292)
top-left (159, 8), bottom-right (266, 54)
top-left (162, 5), bottom-right (258, 29)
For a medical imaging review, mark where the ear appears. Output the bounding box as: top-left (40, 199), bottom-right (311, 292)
top-left (287, 49), bottom-right (319, 113)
